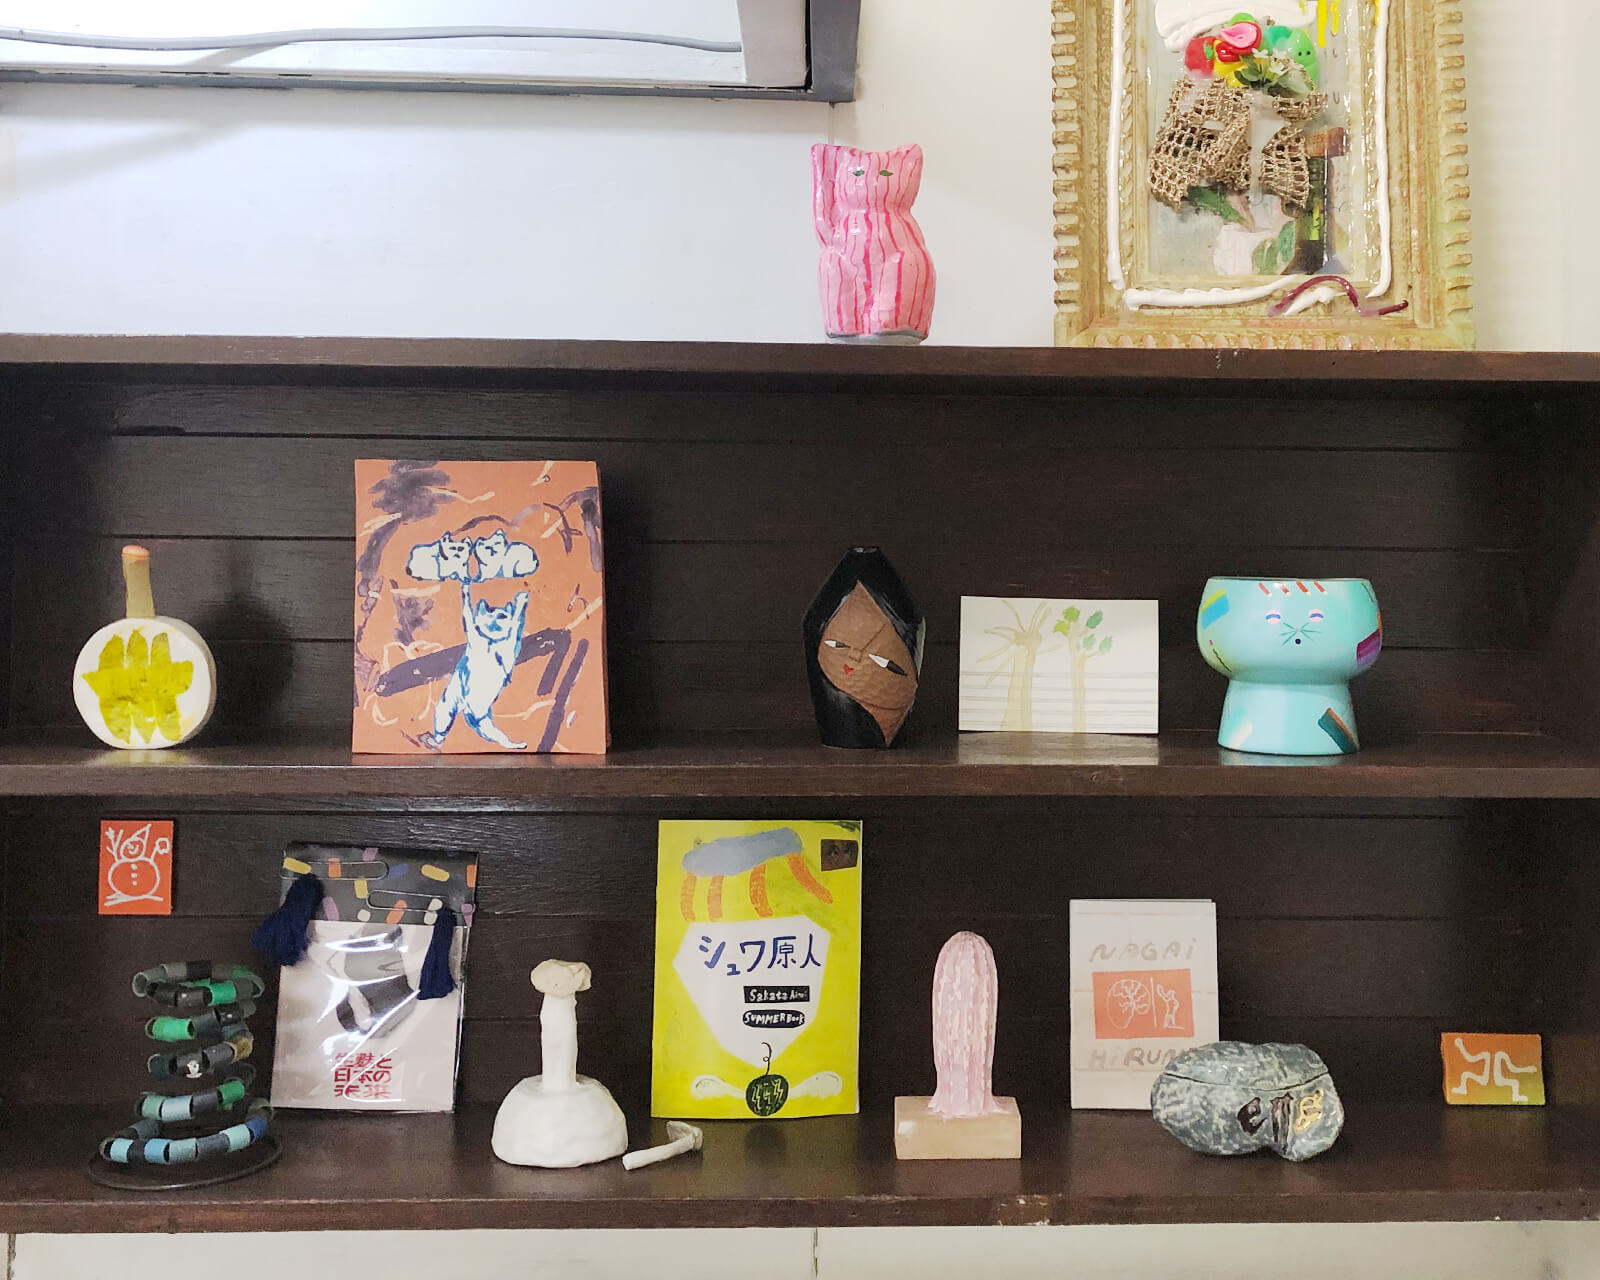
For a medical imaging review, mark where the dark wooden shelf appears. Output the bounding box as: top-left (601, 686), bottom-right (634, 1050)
top-left (1, 732), bottom-right (1598, 802)
top-left (0, 335), bottom-right (1594, 394)
top-left (3, 1104), bottom-right (1595, 1232)
top-left (4, 343), bottom-right (1598, 1236)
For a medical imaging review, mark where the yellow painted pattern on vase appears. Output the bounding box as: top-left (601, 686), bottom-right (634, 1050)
top-left (79, 627), bottom-right (195, 745)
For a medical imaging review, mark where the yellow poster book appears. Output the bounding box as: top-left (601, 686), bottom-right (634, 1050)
top-left (652, 819), bottom-right (862, 1119)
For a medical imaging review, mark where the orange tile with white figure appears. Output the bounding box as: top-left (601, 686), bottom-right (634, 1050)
top-left (1441, 1033), bottom-right (1545, 1106)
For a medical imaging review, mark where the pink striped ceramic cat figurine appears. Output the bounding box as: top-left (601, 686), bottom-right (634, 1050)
top-left (811, 143), bottom-right (935, 343)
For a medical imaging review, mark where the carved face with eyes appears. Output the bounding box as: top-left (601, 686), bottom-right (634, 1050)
top-left (1263, 602), bottom-right (1326, 647)
top-left (828, 144), bottom-right (924, 214)
top-left (816, 583), bottom-right (918, 741)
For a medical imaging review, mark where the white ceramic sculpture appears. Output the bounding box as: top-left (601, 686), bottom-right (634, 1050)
top-left (623, 1120), bottom-right (703, 1172)
top-left (491, 959), bottom-right (628, 1168)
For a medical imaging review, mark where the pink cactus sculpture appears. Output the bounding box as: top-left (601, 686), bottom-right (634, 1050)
top-left (811, 143), bottom-right (936, 344)
top-left (929, 931), bottom-right (1003, 1118)
top-left (895, 929), bottom-right (1021, 1158)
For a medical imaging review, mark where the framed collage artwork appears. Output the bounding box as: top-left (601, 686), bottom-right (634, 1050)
top-left (1052, 0), bottom-right (1473, 349)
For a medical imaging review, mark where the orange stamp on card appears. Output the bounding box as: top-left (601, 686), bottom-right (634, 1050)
top-left (1092, 969), bottom-right (1194, 1039)
top-left (1441, 1033), bottom-right (1545, 1106)
top-left (99, 820), bottom-right (173, 915)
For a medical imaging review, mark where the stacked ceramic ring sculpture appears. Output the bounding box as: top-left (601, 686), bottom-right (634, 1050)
top-left (99, 962), bottom-right (273, 1166)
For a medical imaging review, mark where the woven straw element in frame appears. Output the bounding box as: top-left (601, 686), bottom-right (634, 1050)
top-left (1148, 79), bottom-right (1329, 211)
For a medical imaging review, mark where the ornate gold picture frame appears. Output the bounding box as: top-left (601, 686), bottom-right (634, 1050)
top-left (1052, 1), bottom-right (1472, 349)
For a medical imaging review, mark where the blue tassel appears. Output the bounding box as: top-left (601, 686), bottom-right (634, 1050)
top-left (250, 873), bottom-right (323, 967)
top-left (418, 904), bottom-right (456, 1000)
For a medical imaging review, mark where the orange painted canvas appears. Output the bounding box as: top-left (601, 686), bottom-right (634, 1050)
top-left (99, 820), bottom-right (173, 915)
top-left (1092, 969), bottom-right (1194, 1039)
top-left (353, 460), bottom-right (608, 754)
top-left (1441, 1033), bottom-right (1545, 1106)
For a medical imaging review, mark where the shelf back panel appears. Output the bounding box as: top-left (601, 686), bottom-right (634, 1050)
top-left (0, 797), bottom-right (1564, 1111)
top-left (1, 364), bottom-right (1592, 1126)
top-left (3, 378), bottom-right (1546, 745)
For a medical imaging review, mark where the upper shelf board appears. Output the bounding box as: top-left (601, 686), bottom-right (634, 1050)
top-left (0, 338), bottom-right (1595, 395)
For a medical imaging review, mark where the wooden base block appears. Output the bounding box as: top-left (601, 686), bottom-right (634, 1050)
top-left (893, 1095), bottom-right (1022, 1160)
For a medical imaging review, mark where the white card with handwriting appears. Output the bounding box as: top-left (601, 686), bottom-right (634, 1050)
top-left (1069, 899), bottom-right (1219, 1109)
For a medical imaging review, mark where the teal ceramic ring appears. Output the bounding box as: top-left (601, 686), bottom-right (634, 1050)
top-left (131, 961), bottom-right (261, 998)
top-left (1197, 577), bottom-right (1382, 756)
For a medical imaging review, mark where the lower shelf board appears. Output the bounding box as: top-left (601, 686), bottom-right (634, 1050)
top-left (2, 1103), bottom-right (1596, 1232)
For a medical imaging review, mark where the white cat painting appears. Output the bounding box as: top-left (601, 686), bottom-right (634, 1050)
top-left (420, 586), bottom-right (531, 750)
top-left (401, 527), bottom-right (542, 751)
top-left (405, 532), bottom-right (473, 582)
top-left (472, 529), bottom-right (539, 580)
top-left (356, 458), bottom-right (608, 757)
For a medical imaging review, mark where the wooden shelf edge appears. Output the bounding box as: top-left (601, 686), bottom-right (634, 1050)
top-left (2, 1106), bottom-right (1595, 1233)
top-left (6, 1192), bottom-right (1597, 1234)
top-left (0, 337), bottom-right (1595, 392)
top-left (0, 734), bottom-right (1597, 801)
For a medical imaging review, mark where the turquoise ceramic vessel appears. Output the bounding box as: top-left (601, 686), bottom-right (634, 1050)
top-left (1197, 578), bottom-right (1382, 756)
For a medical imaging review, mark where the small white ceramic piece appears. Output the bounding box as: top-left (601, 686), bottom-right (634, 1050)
top-left (622, 1120), bottom-right (704, 1172)
top-left (72, 545), bottom-right (216, 750)
top-left (491, 959), bottom-right (628, 1169)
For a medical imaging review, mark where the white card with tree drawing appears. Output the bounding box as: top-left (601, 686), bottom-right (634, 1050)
top-left (958, 598), bottom-right (1159, 734)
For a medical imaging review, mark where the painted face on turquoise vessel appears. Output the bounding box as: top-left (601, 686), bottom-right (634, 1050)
top-left (1198, 579), bottom-right (1381, 683)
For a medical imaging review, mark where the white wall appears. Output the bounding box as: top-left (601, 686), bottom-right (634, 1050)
top-left (1466, 0), bottom-right (1593, 351)
top-left (0, 1), bottom-right (1591, 348)
top-left (0, 0), bottom-right (1051, 344)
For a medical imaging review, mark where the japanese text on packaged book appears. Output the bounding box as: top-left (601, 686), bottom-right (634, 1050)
top-left (652, 820), bottom-right (863, 1119)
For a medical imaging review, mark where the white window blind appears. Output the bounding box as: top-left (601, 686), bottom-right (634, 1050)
top-left (0, 0), bottom-right (814, 93)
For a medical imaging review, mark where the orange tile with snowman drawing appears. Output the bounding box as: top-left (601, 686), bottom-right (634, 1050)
top-left (99, 820), bottom-right (173, 915)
